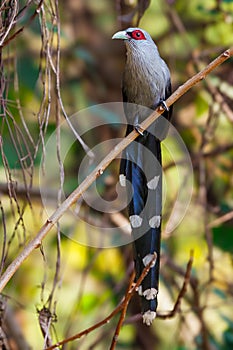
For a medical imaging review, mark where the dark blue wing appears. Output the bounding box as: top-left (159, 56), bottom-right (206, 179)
top-left (120, 79), bottom-right (172, 325)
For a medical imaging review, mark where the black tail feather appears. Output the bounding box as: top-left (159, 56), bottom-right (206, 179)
top-left (120, 128), bottom-right (162, 325)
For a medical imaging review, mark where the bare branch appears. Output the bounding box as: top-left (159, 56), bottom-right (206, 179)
top-left (109, 271), bottom-right (136, 350)
top-left (208, 210), bottom-right (233, 228)
top-left (0, 0), bottom-right (45, 48)
top-left (157, 250), bottom-right (194, 319)
top-left (0, 47), bottom-right (232, 293)
top-left (45, 253), bottom-right (156, 350)
top-left (0, 0), bottom-right (18, 47)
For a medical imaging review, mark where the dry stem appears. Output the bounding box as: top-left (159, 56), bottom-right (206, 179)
top-left (0, 47), bottom-right (232, 293)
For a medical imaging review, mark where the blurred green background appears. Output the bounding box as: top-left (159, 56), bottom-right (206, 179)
top-left (0, 0), bottom-right (233, 349)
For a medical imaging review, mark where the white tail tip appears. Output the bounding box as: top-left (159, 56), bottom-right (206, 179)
top-left (142, 310), bottom-right (156, 326)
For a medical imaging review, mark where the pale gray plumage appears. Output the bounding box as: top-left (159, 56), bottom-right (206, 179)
top-left (112, 27), bottom-right (172, 325)
top-left (122, 28), bottom-right (170, 113)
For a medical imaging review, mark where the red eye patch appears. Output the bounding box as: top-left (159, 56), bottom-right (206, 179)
top-left (130, 30), bottom-right (146, 40)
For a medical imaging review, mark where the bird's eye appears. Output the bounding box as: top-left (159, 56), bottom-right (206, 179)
top-left (131, 30), bottom-right (146, 40)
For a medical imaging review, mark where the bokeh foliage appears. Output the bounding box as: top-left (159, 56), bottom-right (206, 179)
top-left (0, 0), bottom-right (233, 349)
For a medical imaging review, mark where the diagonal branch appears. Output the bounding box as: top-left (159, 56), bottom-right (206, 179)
top-left (0, 47), bottom-right (232, 292)
top-left (157, 250), bottom-right (194, 319)
top-left (45, 253), bottom-right (157, 350)
top-left (0, 0), bottom-right (45, 48)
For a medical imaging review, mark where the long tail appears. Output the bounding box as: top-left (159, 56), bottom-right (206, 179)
top-left (120, 125), bottom-right (162, 326)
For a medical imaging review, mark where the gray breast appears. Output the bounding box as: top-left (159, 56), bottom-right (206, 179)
top-left (124, 50), bottom-right (166, 105)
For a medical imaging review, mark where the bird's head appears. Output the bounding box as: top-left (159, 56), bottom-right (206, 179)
top-left (112, 28), bottom-right (155, 50)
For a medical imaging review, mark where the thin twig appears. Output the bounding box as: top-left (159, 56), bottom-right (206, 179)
top-left (190, 275), bottom-right (210, 349)
top-left (205, 79), bottom-right (233, 122)
top-left (0, 200), bottom-right (7, 276)
top-left (109, 272), bottom-right (136, 350)
top-left (46, 0), bottom-right (63, 309)
top-left (164, 252), bottom-right (210, 349)
top-left (0, 0), bottom-right (45, 48)
top-left (0, 0), bottom-right (18, 46)
top-left (208, 210), bottom-right (233, 228)
top-left (157, 250), bottom-right (194, 319)
top-left (45, 254), bottom-right (156, 350)
top-left (0, 47), bottom-right (232, 293)
top-left (198, 106), bottom-right (217, 282)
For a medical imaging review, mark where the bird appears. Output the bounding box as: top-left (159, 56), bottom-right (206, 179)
top-left (112, 27), bottom-right (172, 325)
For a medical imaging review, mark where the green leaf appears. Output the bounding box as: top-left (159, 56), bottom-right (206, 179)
top-left (195, 93), bottom-right (209, 117)
top-left (213, 287), bottom-right (227, 300)
top-left (80, 293), bottom-right (99, 314)
top-left (212, 225), bottom-right (233, 253)
top-left (223, 330), bottom-right (233, 348)
top-left (197, 5), bottom-right (219, 15)
top-left (221, 314), bottom-right (233, 328)
top-left (17, 56), bottom-right (39, 93)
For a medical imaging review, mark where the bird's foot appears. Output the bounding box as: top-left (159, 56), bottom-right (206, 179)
top-left (135, 124), bottom-right (144, 136)
top-left (159, 100), bottom-right (169, 112)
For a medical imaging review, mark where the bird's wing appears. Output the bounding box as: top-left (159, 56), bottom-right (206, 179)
top-left (120, 61), bottom-right (172, 325)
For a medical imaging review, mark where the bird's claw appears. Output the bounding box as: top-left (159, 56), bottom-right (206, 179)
top-left (159, 100), bottom-right (169, 112)
top-left (135, 124), bottom-right (144, 136)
